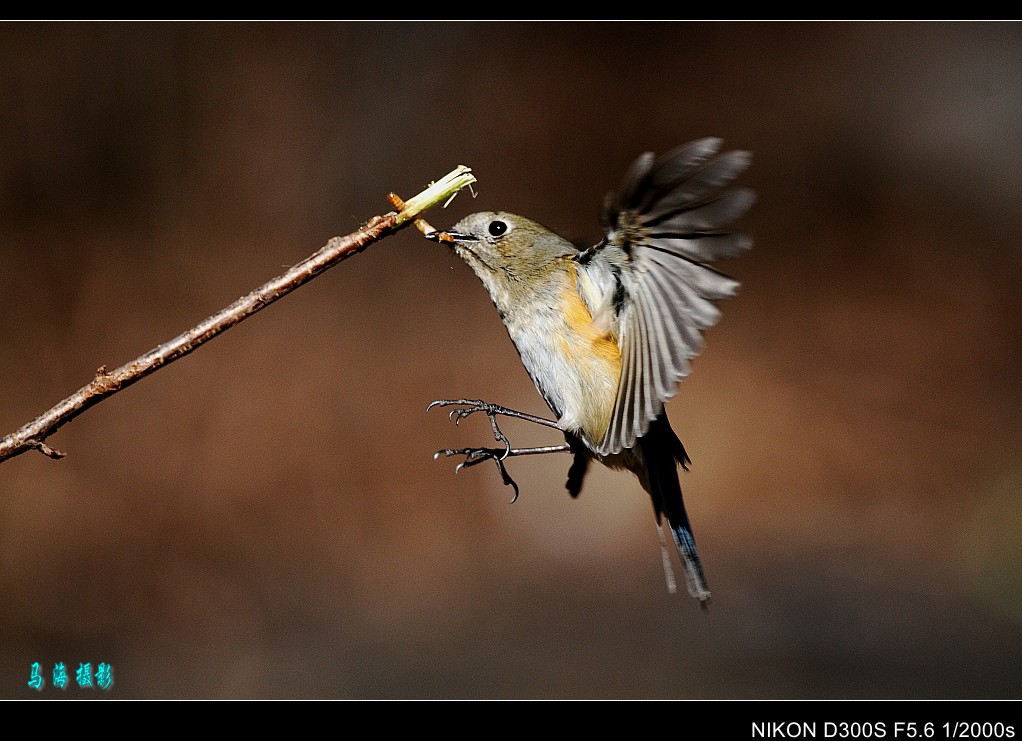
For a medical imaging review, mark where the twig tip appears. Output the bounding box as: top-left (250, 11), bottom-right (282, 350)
top-left (27, 439), bottom-right (66, 460)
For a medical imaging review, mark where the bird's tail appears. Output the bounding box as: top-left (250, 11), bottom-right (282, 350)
top-left (638, 412), bottom-right (711, 605)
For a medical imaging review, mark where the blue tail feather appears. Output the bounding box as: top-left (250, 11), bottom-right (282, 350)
top-left (638, 412), bottom-right (711, 604)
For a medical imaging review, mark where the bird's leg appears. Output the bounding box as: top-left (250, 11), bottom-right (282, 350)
top-left (427, 399), bottom-right (566, 502)
top-left (427, 399), bottom-right (559, 434)
top-left (432, 444), bottom-right (571, 503)
top-left (427, 398), bottom-right (561, 459)
top-left (434, 444), bottom-right (572, 468)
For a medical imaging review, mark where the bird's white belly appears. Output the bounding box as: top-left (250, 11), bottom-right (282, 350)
top-left (505, 286), bottom-right (621, 447)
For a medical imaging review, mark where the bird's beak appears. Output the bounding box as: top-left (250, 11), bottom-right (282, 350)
top-left (424, 229), bottom-right (477, 245)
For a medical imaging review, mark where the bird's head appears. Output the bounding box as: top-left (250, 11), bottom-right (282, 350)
top-left (426, 212), bottom-right (577, 303)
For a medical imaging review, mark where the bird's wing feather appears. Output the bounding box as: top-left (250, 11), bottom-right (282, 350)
top-left (597, 139), bottom-right (753, 455)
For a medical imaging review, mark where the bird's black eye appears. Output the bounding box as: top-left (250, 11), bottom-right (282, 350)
top-left (488, 220), bottom-right (508, 237)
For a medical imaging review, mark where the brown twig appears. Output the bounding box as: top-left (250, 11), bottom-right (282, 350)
top-left (0, 166), bottom-right (475, 465)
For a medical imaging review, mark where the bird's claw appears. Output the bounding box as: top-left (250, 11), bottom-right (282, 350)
top-left (433, 446), bottom-right (499, 468)
top-left (427, 398), bottom-right (512, 459)
top-left (432, 446), bottom-right (522, 503)
top-left (426, 399), bottom-right (517, 421)
top-left (430, 398), bottom-right (491, 413)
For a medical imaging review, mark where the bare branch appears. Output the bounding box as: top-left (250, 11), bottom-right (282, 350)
top-left (0, 166), bottom-right (476, 465)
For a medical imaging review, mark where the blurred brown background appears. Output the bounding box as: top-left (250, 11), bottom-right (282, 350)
top-left (1, 22), bottom-right (1019, 699)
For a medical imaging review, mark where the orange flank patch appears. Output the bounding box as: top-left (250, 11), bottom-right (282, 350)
top-left (559, 286), bottom-right (621, 367)
top-left (556, 272), bottom-right (623, 443)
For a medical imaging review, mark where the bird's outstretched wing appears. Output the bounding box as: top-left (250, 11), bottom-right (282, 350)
top-left (596, 138), bottom-right (753, 456)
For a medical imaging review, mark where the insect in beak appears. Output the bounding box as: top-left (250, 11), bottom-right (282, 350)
top-left (425, 230), bottom-right (477, 244)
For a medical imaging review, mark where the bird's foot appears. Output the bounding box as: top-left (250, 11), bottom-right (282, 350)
top-left (427, 398), bottom-right (559, 430)
top-left (427, 398), bottom-right (516, 425)
top-left (427, 399), bottom-right (564, 503)
top-left (427, 398), bottom-right (515, 458)
top-left (433, 445), bottom-right (521, 503)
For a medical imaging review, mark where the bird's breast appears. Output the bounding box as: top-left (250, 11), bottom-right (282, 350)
top-left (504, 263), bottom-right (622, 448)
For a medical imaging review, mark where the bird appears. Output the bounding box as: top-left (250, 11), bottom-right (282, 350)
top-left (425, 138), bottom-right (753, 605)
